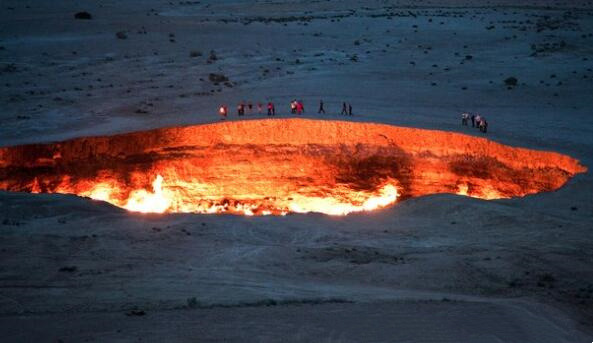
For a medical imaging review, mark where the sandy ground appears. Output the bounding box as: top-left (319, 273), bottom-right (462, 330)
top-left (1, 0), bottom-right (593, 342)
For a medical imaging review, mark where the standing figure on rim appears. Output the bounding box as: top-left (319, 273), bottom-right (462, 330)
top-left (267, 102), bottom-right (275, 116)
top-left (318, 100), bottom-right (326, 114)
top-left (218, 105), bottom-right (228, 120)
top-left (296, 101), bottom-right (304, 115)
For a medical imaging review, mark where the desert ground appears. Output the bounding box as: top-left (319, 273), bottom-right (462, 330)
top-left (1, 0), bottom-right (593, 342)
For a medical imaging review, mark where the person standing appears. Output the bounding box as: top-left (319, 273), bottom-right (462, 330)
top-left (318, 100), bottom-right (326, 114)
top-left (348, 103), bottom-right (353, 116)
top-left (461, 113), bottom-right (469, 126)
top-left (341, 102), bottom-right (347, 115)
top-left (267, 102), bottom-right (273, 116)
top-left (219, 105), bottom-right (227, 120)
top-left (238, 102), bottom-right (246, 116)
top-left (272, 102), bottom-right (276, 116)
top-left (471, 113), bottom-right (476, 127)
top-left (257, 102), bottom-right (263, 114)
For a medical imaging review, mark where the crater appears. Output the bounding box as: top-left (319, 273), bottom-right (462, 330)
top-left (0, 119), bottom-right (586, 215)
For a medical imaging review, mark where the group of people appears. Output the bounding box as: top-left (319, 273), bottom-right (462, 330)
top-left (290, 100), bottom-right (305, 114)
top-left (218, 101), bottom-right (276, 118)
top-left (461, 112), bottom-right (488, 133)
top-left (218, 100), bottom-right (352, 119)
top-left (338, 102), bottom-right (353, 116)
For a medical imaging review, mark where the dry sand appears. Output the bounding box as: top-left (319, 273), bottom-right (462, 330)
top-left (1, 0), bottom-right (593, 342)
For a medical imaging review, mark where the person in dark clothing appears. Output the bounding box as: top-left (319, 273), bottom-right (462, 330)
top-left (348, 103), bottom-right (352, 116)
top-left (318, 100), bottom-right (325, 114)
top-left (272, 102), bottom-right (276, 115)
top-left (237, 102), bottom-right (245, 116)
top-left (480, 119), bottom-right (488, 133)
top-left (247, 102), bottom-right (253, 114)
top-left (461, 113), bottom-right (469, 126)
top-left (341, 102), bottom-right (348, 115)
top-left (267, 102), bottom-right (273, 116)
top-left (471, 114), bottom-right (476, 127)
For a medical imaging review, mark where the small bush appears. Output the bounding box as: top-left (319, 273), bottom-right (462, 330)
top-left (504, 77), bottom-right (518, 86)
top-left (539, 273), bottom-right (556, 283)
top-left (74, 11), bottom-right (92, 20)
top-left (208, 73), bottom-right (228, 83)
top-left (125, 309), bottom-right (146, 316)
top-left (187, 297), bottom-right (199, 309)
top-left (208, 50), bottom-right (217, 62)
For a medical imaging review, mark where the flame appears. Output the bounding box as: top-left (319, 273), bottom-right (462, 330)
top-left (287, 184), bottom-right (398, 215)
top-left (123, 175), bottom-right (172, 213)
top-left (83, 183), bottom-right (114, 202)
top-left (456, 182), bottom-right (507, 200)
top-left (70, 174), bottom-right (399, 215)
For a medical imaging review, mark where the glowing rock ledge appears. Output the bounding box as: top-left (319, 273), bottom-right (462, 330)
top-left (0, 119), bottom-right (586, 215)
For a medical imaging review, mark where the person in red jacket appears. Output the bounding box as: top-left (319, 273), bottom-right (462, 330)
top-left (296, 101), bottom-right (304, 115)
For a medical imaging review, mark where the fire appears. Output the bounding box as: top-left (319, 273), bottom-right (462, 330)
top-left (123, 175), bottom-right (172, 213)
top-left (0, 119), bottom-right (586, 216)
top-left (71, 173), bottom-right (400, 215)
top-left (287, 184), bottom-right (398, 215)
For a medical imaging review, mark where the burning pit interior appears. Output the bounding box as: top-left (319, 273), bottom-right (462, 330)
top-left (0, 119), bottom-right (586, 215)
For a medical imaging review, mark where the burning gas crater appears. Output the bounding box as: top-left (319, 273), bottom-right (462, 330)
top-left (0, 119), bottom-right (586, 215)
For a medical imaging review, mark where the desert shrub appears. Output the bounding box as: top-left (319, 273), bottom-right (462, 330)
top-left (504, 77), bottom-right (518, 86)
top-left (74, 11), bottom-right (92, 20)
top-left (208, 50), bottom-right (217, 62)
top-left (187, 297), bottom-right (199, 309)
top-left (208, 73), bottom-right (228, 83)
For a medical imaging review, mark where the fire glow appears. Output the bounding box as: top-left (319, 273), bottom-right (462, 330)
top-left (0, 119), bottom-right (586, 215)
top-left (64, 174), bottom-right (399, 215)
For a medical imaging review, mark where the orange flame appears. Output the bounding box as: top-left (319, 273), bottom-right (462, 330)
top-left (76, 174), bottom-right (399, 215)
